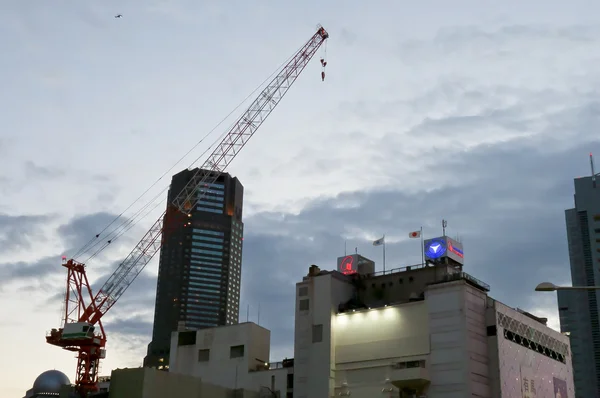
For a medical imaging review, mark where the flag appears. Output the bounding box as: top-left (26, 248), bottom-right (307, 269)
top-left (372, 236), bottom-right (385, 246)
top-left (408, 230), bottom-right (421, 238)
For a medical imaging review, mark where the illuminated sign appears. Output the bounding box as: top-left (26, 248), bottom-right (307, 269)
top-left (424, 239), bottom-right (446, 259)
top-left (338, 255), bottom-right (357, 275)
top-left (448, 241), bottom-right (464, 258)
top-left (423, 236), bottom-right (465, 265)
top-left (336, 254), bottom-right (375, 275)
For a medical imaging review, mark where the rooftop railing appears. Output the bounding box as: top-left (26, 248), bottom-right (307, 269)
top-left (429, 271), bottom-right (490, 292)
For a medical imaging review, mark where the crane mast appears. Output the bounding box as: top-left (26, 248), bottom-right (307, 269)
top-left (46, 25), bottom-right (329, 397)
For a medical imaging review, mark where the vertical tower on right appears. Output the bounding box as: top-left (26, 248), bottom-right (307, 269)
top-left (558, 156), bottom-right (600, 397)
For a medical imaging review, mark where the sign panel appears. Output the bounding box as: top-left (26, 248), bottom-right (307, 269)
top-left (446, 236), bottom-right (464, 264)
top-left (520, 365), bottom-right (537, 398)
top-left (337, 255), bottom-right (357, 275)
top-left (553, 377), bottom-right (567, 398)
top-left (423, 236), bottom-right (464, 265)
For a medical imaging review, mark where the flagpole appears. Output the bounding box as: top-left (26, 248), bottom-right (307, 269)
top-left (383, 234), bottom-right (386, 273)
top-left (420, 226), bottom-right (424, 266)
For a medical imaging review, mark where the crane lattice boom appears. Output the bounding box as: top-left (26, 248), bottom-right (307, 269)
top-left (47, 25), bottom-right (329, 397)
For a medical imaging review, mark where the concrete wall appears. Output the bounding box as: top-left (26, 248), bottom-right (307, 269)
top-left (108, 367), bottom-right (260, 398)
top-left (425, 279), bottom-right (491, 398)
top-left (334, 302), bottom-right (429, 363)
top-left (294, 271), bottom-right (354, 398)
top-left (333, 301), bottom-right (430, 397)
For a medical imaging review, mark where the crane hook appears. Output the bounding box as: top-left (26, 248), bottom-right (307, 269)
top-left (320, 58), bottom-right (328, 82)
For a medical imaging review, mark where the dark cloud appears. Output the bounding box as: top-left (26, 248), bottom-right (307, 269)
top-left (57, 211), bottom-right (128, 254)
top-left (0, 255), bottom-right (59, 289)
top-left (106, 316), bottom-right (153, 338)
top-left (0, 213), bottom-right (52, 252)
top-left (240, 138), bottom-right (600, 360)
top-left (0, 211), bottom-right (145, 296)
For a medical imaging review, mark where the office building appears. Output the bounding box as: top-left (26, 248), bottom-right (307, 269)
top-left (557, 170), bottom-right (600, 396)
top-left (144, 168), bottom-right (244, 368)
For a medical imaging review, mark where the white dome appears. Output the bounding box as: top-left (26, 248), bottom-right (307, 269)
top-left (32, 370), bottom-right (71, 394)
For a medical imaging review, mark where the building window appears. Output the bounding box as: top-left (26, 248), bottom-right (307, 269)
top-left (198, 349), bottom-right (210, 362)
top-left (230, 344), bottom-right (245, 358)
top-left (299, 299), bottom-right (309, 311)
top-left (312, 324), bottom-right (323, 343)
top-left (594, 214), bottom-right (600, 222)
top-left (298, 286), bottom-right (308, 297)
top-left (178, 331), bottom-right (196, 346)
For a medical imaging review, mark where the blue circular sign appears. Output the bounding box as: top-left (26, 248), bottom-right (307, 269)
top-left (425, 239), bottom-right (447, 259)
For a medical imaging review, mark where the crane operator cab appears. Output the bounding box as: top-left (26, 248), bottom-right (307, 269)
top-left (62, 322), bottom-right (96, 340)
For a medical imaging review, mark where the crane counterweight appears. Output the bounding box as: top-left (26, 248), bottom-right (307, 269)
top-left (48, 25), bottom-right (329, 397)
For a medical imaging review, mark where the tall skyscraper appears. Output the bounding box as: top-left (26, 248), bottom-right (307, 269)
top-left (144, 168), bottom-right (244, 368)
top-left (557, 168), bottom-right (600, 397)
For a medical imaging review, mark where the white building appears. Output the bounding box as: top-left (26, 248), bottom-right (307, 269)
top-left (169, 322), bottom-right (293, 397)
top-left (293, 263), bottom-right (574, 398)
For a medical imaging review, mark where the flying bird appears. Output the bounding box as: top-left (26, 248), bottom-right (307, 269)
top-left (115, 14), bottom-right (123, 18)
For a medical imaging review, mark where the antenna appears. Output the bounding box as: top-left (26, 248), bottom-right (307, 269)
top-left (257, 303), bottom-right (261, 326)
top-left (246, 304), bottom-right (250, 322)
top-left (592, 153), bottom-right (597, 188)
top-left (442, 219), bottom-right (448, 236)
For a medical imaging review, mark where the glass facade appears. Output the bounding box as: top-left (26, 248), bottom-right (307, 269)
top-left (197, 183), bottom-right (225, 214)
top-left (185, 228), bottom-right (226, 329)
top-left (228, 220), bottom-right (243, 323)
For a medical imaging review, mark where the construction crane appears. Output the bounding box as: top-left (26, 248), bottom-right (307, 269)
top-left (46, 25), bottom-right (329, 397)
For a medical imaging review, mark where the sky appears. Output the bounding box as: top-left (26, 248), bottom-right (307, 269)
top-left (1, 0), bottom-right (600, 396)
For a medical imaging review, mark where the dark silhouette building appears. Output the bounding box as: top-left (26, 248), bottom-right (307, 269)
top-left (557, 172), bottom-right (600, 397)
top-left (144, 168), bottom-right (244, 368)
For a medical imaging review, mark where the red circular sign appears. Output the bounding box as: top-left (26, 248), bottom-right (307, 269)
top-left (339, 255), bottom-right (356, 275)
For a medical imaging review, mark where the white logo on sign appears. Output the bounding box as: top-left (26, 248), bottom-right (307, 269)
top-left (429, 243), bottom-right (441, 253)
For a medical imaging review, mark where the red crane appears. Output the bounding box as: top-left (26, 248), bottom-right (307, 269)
top-left (46, 25), bottom-right (329, 397)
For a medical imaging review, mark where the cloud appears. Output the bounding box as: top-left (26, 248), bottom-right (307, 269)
top-left (240, 137), bottom-right (600, 360)
top-left (107, 316), bottom-right (154, 338)
top-left (0, 255), bottom-right (59, 289)
top-left (0, 213), bottom-right (52, 253)
top-left (57, 212), bottom-right (126, 252)
top-left (3, 13), bottom-right (600, 394)
top-left (0, 211), bottom-right (148, 298)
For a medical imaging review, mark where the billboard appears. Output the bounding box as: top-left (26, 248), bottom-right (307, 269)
top-left (520, 365), bottom-right (537, 397)
top-left (338, 255), bottom-right (357, 275)
top-left (423, 236), bottom-right (464, 265)
top-left (336, 254), bottom-right (375, 276)
top-left (553, 377), bottom-right (567, 398)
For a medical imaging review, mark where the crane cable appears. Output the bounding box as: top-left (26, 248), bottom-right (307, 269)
top-left (80, 118), bottom-right (237, 264)
top-left (70, 41), bottom-right (306, 262)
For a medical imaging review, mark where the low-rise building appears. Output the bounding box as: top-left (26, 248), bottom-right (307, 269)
top-left (169, 322), bottom-right (293, 397)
